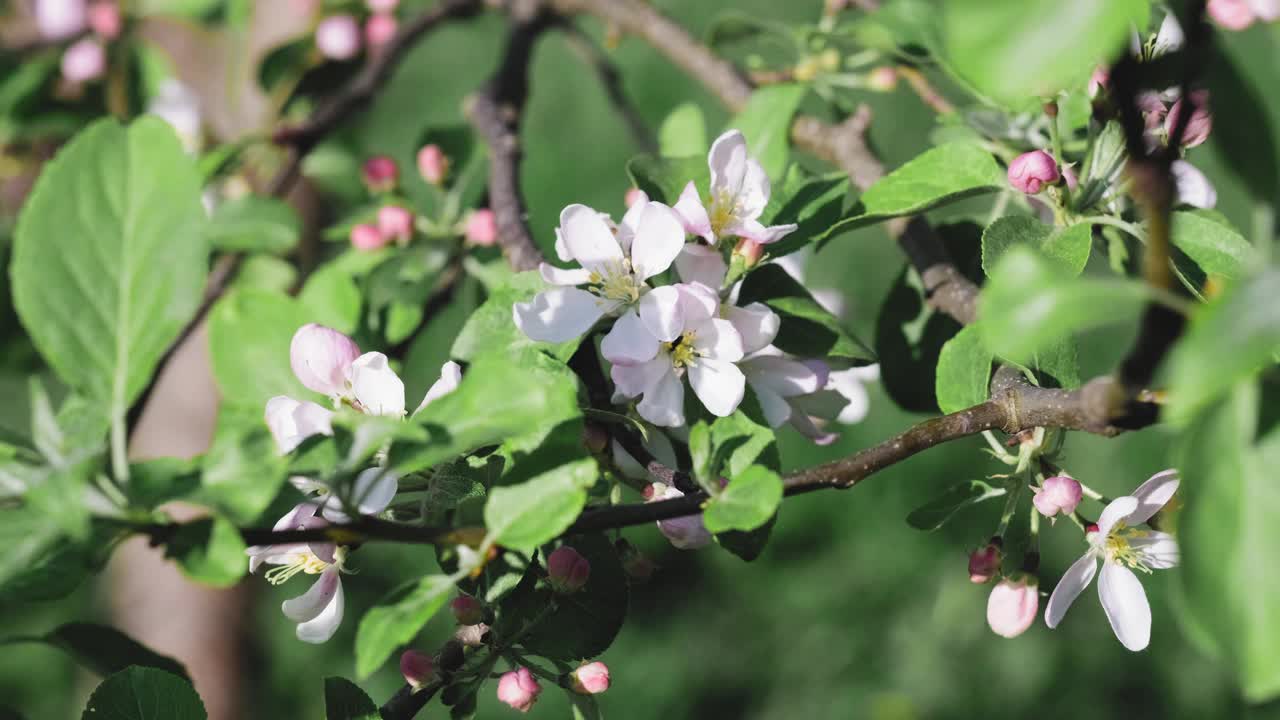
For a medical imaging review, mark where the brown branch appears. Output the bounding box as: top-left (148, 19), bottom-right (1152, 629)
top-left (898, 65), bottom-right (956, 116)
top-left (555, 20), bottom-right (658, 154)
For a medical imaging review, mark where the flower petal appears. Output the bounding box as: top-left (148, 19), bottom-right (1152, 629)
top-left (323, 467), bottom-right (399, 521)
top-left (737, 218), bottom-right (798, 245)
top-left (688, 357), bottom-right (746, 417)
top-left (611, 354), bottom-right (670, 398)
top-left (294, 569), bottom-right (345, 644)
top-left (560, 203), bottom-right (623, 275)
top-left (513, 287), bottom-right (607, 343)
top-left (723, 302), bottom-right (780, 355)
top-left (674, 243), bottom-right (726, 289)
top-left (788, 411), bottom-right (838, 445)
top-left (602, 311), bottom-right (660, 366)
top-left (1127, 469), bottom-right (1179, 525)
top-left (1098, 562), bottom-right (1152, 651)
top-left (673, 181), bottom-right (713, 242)
top-left (708, 130), bottom-right (748, 198)
top-left (636, 368), bottom-right (686, 427)
top-left (736, 159), bottom-right (771, 220)
top-left (678, 283), bottom-right (719, 322)
top-left (414, 361), bottom-right (463, 415)
top-left (1044, 552), bottom-right (1099, 629)
top-left (691, 318), bottom-right (744, 363)
top-left (282, 565), bottom-right (342, 623)
top-left (616, 190), bottom-right (649, 254)
top-left (630, 203), bottom-right (686, 281)
top-left (290, 324), bottom-right (361, 397)
top-left (749, 381), bottom-right (792, 428)
top-left (1097, 495), bottom-right (1140, 536)
top-left (1130, 531), bottom-right (1179, 569)
top-left (554, 226), bottom-right (572, 262)
top-left (539, 262), bottom-right (592, 287)
top-left (1172, 160), bottom-right (1217, 209)
top-left (265, 396), bottom-right (334, 454)
top-left (348, 352), bottom-right (406, 417)
top-left (742, 355), bottom-right (823, 397)
top-left (638, 286), bottom-right (684, 342)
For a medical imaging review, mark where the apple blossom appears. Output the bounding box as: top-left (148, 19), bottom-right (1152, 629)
top-left (351, 223), bottom-right (387, 251)
top-left (87, 1), bottom-right (121, 39)
top-left (497, 667), bottom-right (541, 712)
top-left (1088, 66), bottom-right (1109, 98)
top-left (464, 208), bottom-right (498, 246)
top-left (1007, 150), bottom-right (1059, 194)
top-left (377, 205), bottom-right (414, 244)
top-left (1250, 0), bottom-right (1280, 21)
top-left (61, 38), bottom-right (106, 84)
top-left (867, 66), bottom-right (898, 92)
top-left (1033, 475), bottom-right (1083, 519)
top-left (265, 396), bottom-right (334, 454)
top-left (36, 0), bottom-right (87, 40)
top-left (1151, 12), bottom-right (1185, 57)
top-left (400, 649), bottom-right (435, 690)
top-left (969, 542), bottom-right (1002, 584)
top-left (1165, 91), bottom-right (1212, 148)
top-left (362, 155), bottom-right (398, 192)
top-left (1172, 160), bottom-right (1217, 209)
top-left (546, 546), bottom-right (591, 593)
top-left (147, 80), bottom-right (202, 153)
top-left (417, 144), bottom-right (449, 185)
top-left (315, 14), bottom-right (361, 61)
top-left (365, 13), bottom-right (397, 48)
top-left (624, 187), bottom-right (646, 208)
top-left (645, 482), bottom-right (711, 549)
top-left (1209, 0), bottom-right (1258, 29)
top-left (987, 575), bottom-right (1039, 639)
top-left (571, 662), bottom-right (610, 695)
top-left (1045, 470), bottom-right (1180, 651)
top-left (289, 323), bottom-right (362, 399)
top-left (672, 129), bottom-right (797, 245)
top-left (245, 503), bottom-right (349, 643)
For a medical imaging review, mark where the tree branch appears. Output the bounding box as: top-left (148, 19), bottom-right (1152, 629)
top-left (555, 20), bottom-right (658, 154)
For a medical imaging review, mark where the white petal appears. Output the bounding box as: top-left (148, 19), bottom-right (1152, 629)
top-left (1131, 531), bottom-right (1179, 569)
top-left (673, 181), bottom-right (713, 242)
top-left (414, 361), bottom-right (462, 415)
top-left (560, 204), bottom-right (623, 275)
top-left (736, 159), bottom-right (771, 220)
top-left (602, 311), bottom-right (660, 366)
top-left (826, 368), bottom-right (873, 424)
top-left (691, 318), bottom-right (744, 363)
top-left (1097, 495), bottom-right (1140, 536)
top-left (554, 226), bottom-right (572, 262)
top-left (638, 286), bottom-right (684, 342)
top-left (788, 411), bottom-right (838, 445)
top-left (294, 569), bottom-right (345, 644)
top-left (1172, 160), bottom-right (1217, 209)
top-left (742, 355), bottom-right (822, 397)
top-left (1098, 562), bottom-right (1152, 651)
top-left (1044, 552), bottom-right (1099, 629)
top-left (513, 287), bottom-right (607, 343)
top-left (678, 283), bottom-right (719, 322)
top-left (737, 218), bottom-right (798, 245)
top-left (611, 354), bottom-right (671, 398)
top-left (265, 396), bottom-right (334, 454)
top-left (1153, 12), bottom-right (1185, 56)
top-left (290, 324), bottom-right (361, 397)
top-left (1249, 0), bottom-right (1280, 21)
top-left (616, 190), bottom-right (649, 253)
top-left (689, 358), bottom-right (746, 417)
top-left (708, 129), bottom-right (748, 198)
top-left (651, 484), bottom-right (712, 549)
top-left (630, 203), bottom-right (686, 281)
top-left (539, 262), bottom-right (592, 286)
top-left (348, 352), bottom-right (406, 417)
top-left (282, 566), bottom-right (342, 623)
top-left (674, 243), bottom-right (726, 289)
top-left (348, 467), bottom-right (398, 515)
top-left (1127, 469), bottom-right (1180, 525)
top-left (750, 381), bottom-right (792, 428)
top-left (723, 302), bottom-right (780, 355)
top-left (637, 369), bottom-right (686, 427)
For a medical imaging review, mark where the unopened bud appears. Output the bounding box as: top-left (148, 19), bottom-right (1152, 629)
top-left (315, 14), bottom-right (361, 61)
top-left (450, 595), bottom-right (484, 626)
top-left (570, 662), bottom-right (610, 695)
top-left (733, 237), bottom-right (765, 269)
top-left (362, 155), bottom-right (398, 193)
top-left (624, 187), bottom-right (646, 208)
top-left (464, 208), bottom-right (498, 247)
top-left (87, 1), bottom-right (121, 39)
top-left (986, 574), bottom-right (1039, 639)
top-left (1061, 165), bottom-right (1078, 192)
top-left (968, 541), bottom-right (1002, 584)
top-left (399, 650), bottom-right (435, 690)
top-left (1088, 66), bottom-right (1109, 99)
top-left (547, 546), bottom-right (590, 593)
top-left (367, 0), bottom-right (399, 11)
top-left (866, 66), bottom-right (898, 92)
top-left (1165, 90), bottom-right (1212, 148)
top-left (1208, 0), bottom-right (1258, 30)
top-left (350, 223), bottom-right (388, 251)
top-left (1006, 150), bottom-right (1060, 194)
top-left (36, 0), bottom-right (87, 40)
top-left (1033, 475), bottom-right (1083, 518)
top-left (1043, 100), bottom-right (1058, 118)
top-left (364, 13), bottom-right (397, 49)
top-left (290, 323), bottom-right (361, 397)
top-left (377, 205), bottom-right (414, 244)
top-left (416, 144), bottom-right (449, 185)
top-left (496, 667), bottom-right (541, 713)
top-left (1138, 92), bottom-right (1168, 131)
top-left (61, 38), bottom-right (106, 84)
top-left (453, 622), bottom-right (490, 647)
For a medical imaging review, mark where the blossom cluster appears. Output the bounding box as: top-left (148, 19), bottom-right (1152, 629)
top-left (33, 0), bottom-right (122, 86)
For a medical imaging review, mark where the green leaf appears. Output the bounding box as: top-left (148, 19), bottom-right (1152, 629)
top-left (205, 196), bottom-right (299, 254)
top-left (906, 480), bottom-right (1006, 531)
top-left (10, 118), bottom-right (207, 448)
top-left (762, 169), bottom-right (850, 258)
top-left (484, 457), bottom-right (596, 554)
top-left (1170, 210), bottom-right (1254, 280)
top-left (355, 575), bottom-right (454, 679)
top-left (207, 289), bottom-right (313, 408)
top-left (323, 677), bottom-right (380, 720)
top-left (738, 263), bottom-right (875, 364)
top-left (978, 247), bottom-right (1146, 363)
top-left (162, 516), bottom-right (247, 588)
top-left (451, 272), bottom-right (580, 363)
top-left (228, 254), bottom-right (297, 293)
top-left (626, 154), bottom-right (710, 207)
top-left (935, 325), bottom-right (992, 414)
top-left (298, 264), bottom-right (362, 335)
top-left (981, 217), bottom-right (1092, 277)
top-left (702, 465), bottom-right (783, 534)
top-left (726, 84), bottom-right (807, 179)
top-left (195, 408), bottom-right (288, 524)
top-left (0, 505), bottom-right (109, 601)
top-left (658, 102), bottom-right (707, 158)
top-left (708, 405), bottom-right (780, 477)
top-left (1166, 269), bottom-right (1280, 426)
top-left (81, 667), bottom-right (206, 720)
top-left (1177, 381), bottom-right (1280, 701)
top-left (688, 421), bottom-right (713, 489)
top-left (875, 264), bottom-right (962, 413)
top-left (38, 622), bottom-right (188, 679)
top-left (941, 0), bottom-right (1149, 106)
top-left (568, 691), bottom-right (603, 720)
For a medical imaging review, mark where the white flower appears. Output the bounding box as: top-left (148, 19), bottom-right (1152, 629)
top-left (514, 202), bottom-right (685, 345)
top-left (245, 503), bottom-right (347, 644)
top-left (672, 130), bottom-right (797, 246)
top-left (415, 361), bottom-right (463, 415)
top-left (1172, 160), bottom-right (1217, 209)
top-left (825, 365), bottom-right (881, 425)
top-left (265, 396), bottom-right (334, 454)
top-left (646, 482), bottom-right (711, 549)
top-left (1152, 12), bottom-right (1185, 56)
top-left (1044, 470), bottom-right (1180, 651)
top-left (741, 353), bottom-right (837, 444)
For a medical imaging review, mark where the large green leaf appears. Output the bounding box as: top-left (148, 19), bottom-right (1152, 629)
top-left (762, 169), bottom-right (851, 258)
top-left (80, 667), bottom-right (206, 720)
top-left (161, 515), bottom-right (247, 588)
top-left (981, 217), bottom-right (1092, 277)
top-left (205, 196), bottom-right (299, 254)
top-left (658, 102), bottom-right (707, 158)
top-left (324, 677), bottom-right (380, 720)
top-left (10, 118), bottom-right (207, 446)
top-left (195, 408), bottom-right (288, 524)
top-left (207, 289), bottom-right (313, 408)
top-left (738, 263), bottom-right (875, 364)
top-left (0, 507), bottom-right (100, 602)
top-left (451, 271), bottom-right (580, 363)
top-left (1169, 210), bottom-right (1254, 281)
top-left (36, 622), bottom-right (188, 679)
top-left (906, 479), bottom-right (1006, 531)
top-left (726, 84), bottom-right (807, 179)
top-left (355, 575), bottom-right (454, 679)
top-left (484, 457), bottom-right (596, 554)
top-left (934, 324), bottom-right (993, 414)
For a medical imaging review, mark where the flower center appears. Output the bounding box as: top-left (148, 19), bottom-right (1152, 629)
top-left (709, 189), bottom-right (741, 237)
top-left (264, 552), bottom-right (330, 585)
top-left (664, 331), bottom-right (700, 369)
top-left (1102, 524), bottom-right (1154, 574)
top-left (588, 259), bottom-right (643, 305)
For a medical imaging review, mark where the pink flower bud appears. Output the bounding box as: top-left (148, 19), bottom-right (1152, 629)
top-left (1033, 475), bottom-right (1083, 518)
top-left (1061, 165), bottom-right (1078, 192)
top-left (416, 144), bottom-right (449, 185)
top-left (87, 1), bottom-right (121, 39)
top-left (1137, 92), bottom-right (1168, 131)
top-left (733, 237), bottom-right (765, 268)
top-left (1209, 0), bottom-right (1258, 29)
top-left (61, 38), bottom-right (106, 84)
top-left (450, 595), bottom-right (484, 626)
top-left (36, 0), bottom-right (87, 40)
top-left (362, 155), bottom-right (398, 193)
top-left (1165, 91), bottom-right (1212, 148)
top-left (1006, 150), bottom-right (1060, 194)
top-left (464, 208), bottom-right (498, 247)
top-left (367, 0), bottom-right (399, 11)
top-left (289, 323), bottom-right (361, 397)
top-left (547, 546), bottom-right (590, 593)
top-left (1088, 66), bottom-right (1109, 98)
top-left (364, 13), bottom-right (397, 48)
top-left (1250, 0), bottom-right (1280, 22)
top-left (867, 66), bottom-right (898, 92)
top-left (350, 223), bottom-right (388, 251)
top-left (646, 483), bottom-right (712, 549)
top-left (316, 14), bottom-right (360, 61)
top-left (377, 205), bottom-right (414, 244)
top-left (570, 662), bottom-right (610, 695)
top-left (623, 187), bottom-right (646, 208)
top-left (986, 575), bottom-right (1039, 639)
top-left (496, 667), bottom-right (541, 713)
top-left (968, 542), bottom-right (1002, 584)
top-left (399, 649), bottom-right (435, 690)
top-left (453, 622), bottom-right (489, 647)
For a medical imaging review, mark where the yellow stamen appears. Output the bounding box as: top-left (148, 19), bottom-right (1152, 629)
top-left (264, 553), bottom-right (330, 586)
top-left (1104, 524), bottom-right (1154, 574)
top-left (663, 331), bottom-right (701, 369)
top-left (588, 259), bottom-right (643, 305)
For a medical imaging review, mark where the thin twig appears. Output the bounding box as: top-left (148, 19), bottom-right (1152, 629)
top-left (556, 20), bottom-right (658, 153)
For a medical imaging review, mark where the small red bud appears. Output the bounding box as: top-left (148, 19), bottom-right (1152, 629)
top-left (450, 595), bottom-right (484, 626)
top-left (546, 546), bottom-right (590, 594)
top-left (361, 155), bottom-right (398, 193)
top-left (1007, 150), bottom-right (1060, 194)
top-left (399, 649), bottom-right (435, 690)
top-left (968, 543), bottom-right (1002, 584)
top-left (570, 662), bottom-right (610, 695)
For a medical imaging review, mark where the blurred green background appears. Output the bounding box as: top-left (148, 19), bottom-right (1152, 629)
top-left (2, 0), bottom-right (1279, 718)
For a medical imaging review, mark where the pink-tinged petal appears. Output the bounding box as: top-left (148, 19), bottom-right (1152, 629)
top-left (723, 302), bottom-right (780, 355)
top-left (737, 218), bottom-right (798, 245)
top-left (539, 262), bottom-right (592, 287)
top-left (691, 318), bottom-right (744, 363)
top-left (560, 204), bottom-right (623, 274)
top-left (513, 287), bottom-right (607, 343)
top-left (638, 286), bottom-right (684, 342)
top-left (630, 203), bottom-right (686, 281)
top-left (282, 565), bottom-right (341, 623)
top-left (749, 381), bottom-right (792, 428)
top-left (649, 484), bottom-right (712, 549)
top-left (602, 311), bottom-right (660, 366)
top-left (1044, 552), bottom-right (1099, 629)
top-left (636, 369), bottom-right (686, 427)
top-left (294, 569), bottom-right (345, 644)
top-left (678, 283), bottom-right (719, 322)
top-left (708, 129), bottom-right (748, 198)
top-left (787, 411), bottom-right (838, 445)
top-left (801, 359), bottom-right (831, 389)
top-left (290, 323), bottom-right (361, 397)
top-left (616, 190), bottom-right (649, 254)
top-left (323, 467), bottom-right (398, 522)
top-left (1126, 469), bottom-right (1180, 525)
top-left (265, 396), bottom-right (334, 454)
top-left (1130, 531), bottom-right (1179, 570)
top-left (1097, 495), bottom-right (1140, 536)
top-left (674, 243), bottom-right (726, 288)
top-left (1172, 161), bottom-right (1217, 209)
top-left (1249, 0), bottom-right (1280, 21)
top-left (347, 352), bottom-right (406, 417)
top-left (1098, 562), bottom-right (1152, 651)
top-left (688, 358), bottom-right (746, 417)
top-left (415, 361), bottom-right (463, 415)
top-left (986, 577), bottom-right (1039, 638)
top-left (611, 355), bottom-right (671, 398)
top-left (741, 355), bottom-right (822, 397)
top-left (673, 181), bottom-right (714, 242)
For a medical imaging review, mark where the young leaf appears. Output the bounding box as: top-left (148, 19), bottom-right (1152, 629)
top-left (355, 575), bottom-right (455, 679)
top-left (0, 507), bottom-right (101, 602)
top-left (81, 666), bottom-right (207, 720)
top-left (935, 325), bottom-right (993, 414)
top-left (981, 216), bottom-right (1092, 277)
top-left (323, 677), bottom-right (380, 720)
top-left (484, 457), bottom-right (596, 554)
top-left (161, 516), bottom-right (247, 588)
top-left (658, 102), bottom-right (707, 158)
top-left (726, 84), bottom-right (807, 179)
top-left (40, 622), bottom-right (188, 679)
top-left (1170, 210), bottom-right (1254, 280)
top-left (205, 196), bottom-right (300, 254)
top-left (906, 480), bottom-right (1006, 531)
top-left (298, 264), bottom-right (362, 334)
top-left (738, 263), bottom-right (875, 364)
top-left (762, 169), bottom-right (851, 258)
top-left (702, 465), bottom-right (783, 534)
top-left (207, 289), bottom-right (313, 408)
top-left (195, 408), bottom-right (288, 525)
